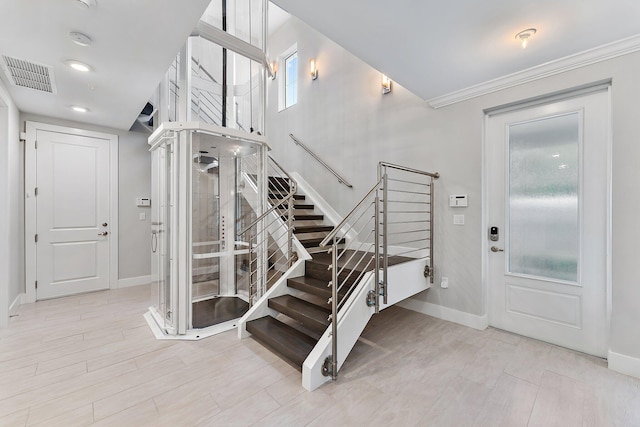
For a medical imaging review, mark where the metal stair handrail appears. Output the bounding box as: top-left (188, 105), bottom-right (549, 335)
top-left (289, 133), bottom-right (353, 188)
top-left (319, 162), bottom-right (439, 381)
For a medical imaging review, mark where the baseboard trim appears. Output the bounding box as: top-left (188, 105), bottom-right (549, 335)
top-left (398, 298), bottom-right (488, 330)
top-left (117, 275), bottom-right (152, 289)
top-left (9, 293), bottom-right (25, 316)
top-left (608, 350), bottom-right (640, 380)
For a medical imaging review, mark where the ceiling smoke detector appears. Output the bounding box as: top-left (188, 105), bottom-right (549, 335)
top-left (69, 31), bottom-right (92, 47)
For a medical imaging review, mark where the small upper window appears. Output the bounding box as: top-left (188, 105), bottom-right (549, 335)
top-left (278, 44), bottom-right (298, 111)
top-left (284, 51), bottom-right (298, 108)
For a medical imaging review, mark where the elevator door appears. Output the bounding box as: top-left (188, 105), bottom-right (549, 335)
top-left (191, 151), bottom-right (222, 302)
top-left (190, 139), bottom-right (249, 330)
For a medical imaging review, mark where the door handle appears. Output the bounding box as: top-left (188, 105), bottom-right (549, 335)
top-left (490, 246), bottom-right (504, 252)
top-left (102, 223), bottom-right (108, 227)
top-left (98, 231), bottom-right (109, 236)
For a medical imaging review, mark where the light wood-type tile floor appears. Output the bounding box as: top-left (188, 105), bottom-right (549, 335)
top-left (1, 284), bottom-right (639, 426)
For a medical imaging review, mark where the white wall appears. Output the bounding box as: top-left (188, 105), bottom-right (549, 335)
top-left (0, 79), bottom-right (21, 327)
top-left (266, 17), bottom-right (640, 366)
top-left (20, 114), bottom-right (152, 284)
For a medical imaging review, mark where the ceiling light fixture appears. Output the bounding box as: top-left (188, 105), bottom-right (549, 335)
top-left (65, 60), bottom-right (92, 72)
top-left (71, 105), bottom-right (89, 113)
top-left (74, 0), bottom-right (97, 9)
top-left (515, 28), bottom-right (537, 49)
top-left (69, 31), bottom-right (92, 47)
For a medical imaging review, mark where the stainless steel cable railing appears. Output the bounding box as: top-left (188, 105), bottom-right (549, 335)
top-left (319, 162), bottom-right (438, 381)
top-left (236, 155), bottom-right (298, 306)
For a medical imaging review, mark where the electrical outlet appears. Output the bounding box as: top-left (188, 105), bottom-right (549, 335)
top-left (440, 277), bottom-right (449, 289)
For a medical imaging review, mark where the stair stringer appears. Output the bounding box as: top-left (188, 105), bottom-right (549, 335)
top-left (237, 250), bottom-right (312, 339)
top-left (302, 257), bottom-right (431, 391)
top-left (289, 172), bottom-right (342, 228)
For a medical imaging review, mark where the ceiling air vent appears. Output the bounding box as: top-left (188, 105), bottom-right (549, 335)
top-left (1, 55), bottom-right (57, 94)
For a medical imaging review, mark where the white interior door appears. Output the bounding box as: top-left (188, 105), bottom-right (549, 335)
top-left (35, 129), bottom-right (111, 299)
top-left (486, 88), bottom-right (609, 357)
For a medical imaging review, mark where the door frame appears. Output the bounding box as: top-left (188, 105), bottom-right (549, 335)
top-left (481, 82), bottom-right (613, 346)
top-left (25, 121), bottom-right (119, 303)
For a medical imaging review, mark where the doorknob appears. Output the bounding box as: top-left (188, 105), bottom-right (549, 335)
top-left (98, 231), bottom-right (109, 236)
top-left (491, 246), bottom-right (504, 252)
top-left (102, 223), bottom-right (108, 227)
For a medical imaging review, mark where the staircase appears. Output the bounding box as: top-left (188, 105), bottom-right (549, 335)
top-left (239, 162), bottom-right (439, 390)
top-left (245, 178), bottom-right (408, 371)
top-left (246, 180), bottom-right (333, 370)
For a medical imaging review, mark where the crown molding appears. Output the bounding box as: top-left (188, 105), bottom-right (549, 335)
top-left (427, 34), bottom-right (640, 109)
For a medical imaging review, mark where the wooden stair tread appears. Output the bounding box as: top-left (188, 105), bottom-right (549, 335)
top-left (269, 295), bottom-right (330, 334)
top-left (287, 275), bottom-right (346, 299)
top-left (269, 198), bottom-right (307, 205)
top-left (293, 225), bottom-right (334, 234)
top-left (269, 193), bottom-right (305, 200)
top-left (290, 214), bottom-right (324, 221)
top-left (299, 237), bottom-right (344, 248)
top-left (246, 316), bottom-right (317, 370)
top-left (277, 203), bottom-right (315, 210)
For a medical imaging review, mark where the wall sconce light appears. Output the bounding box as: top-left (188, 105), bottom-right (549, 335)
top-left (515, 28), bottom-right (537, 49)
top-left (269, 61), bottom-right (276, 80)
top-left (309, 58), bottom-right (318, 80)
top-left (381, 74), bottom-right (392, 94)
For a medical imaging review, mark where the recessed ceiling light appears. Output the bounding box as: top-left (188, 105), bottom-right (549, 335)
top-left (69, 31), bottom-right (92, 47)
top-left (71, 106), bottom-right (89, 113)
top-left (66, 60), bottom-right (92, 72)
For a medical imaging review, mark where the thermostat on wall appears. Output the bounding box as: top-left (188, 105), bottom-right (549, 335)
top-left (136, 197), bottom-right (151, 207)
top-left (449, 194), bottom-right (468, 207)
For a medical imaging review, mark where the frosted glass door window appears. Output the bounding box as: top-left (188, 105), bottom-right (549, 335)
top-left (508, 113), bottom-right (580, 282)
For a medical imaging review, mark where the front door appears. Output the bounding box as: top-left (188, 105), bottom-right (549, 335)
top-left (34, 128), bottom-right (112, 299)
top-left (486, 88), bottom-right (609, 357)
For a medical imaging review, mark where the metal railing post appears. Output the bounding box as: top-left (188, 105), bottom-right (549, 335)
top-left (429, 177), bottom-right (435, 283)
top-left (331, 240), bottom-right (338, 381)
top-left (248, 233), bottom-right (254, 306)
top-left (374, 187), bottom-right (380, 314)
top-left (287, 192), bottom-right (294, 267)
top-left (382, 172), bottom-right (389, 305)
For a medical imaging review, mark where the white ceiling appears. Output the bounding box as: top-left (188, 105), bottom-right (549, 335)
top-left (2, 1), bottom-right (638, 130)
top-left (0, 0), bottom-right (210, 130)
top-left (271, 0), bottom-right (640, 101)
